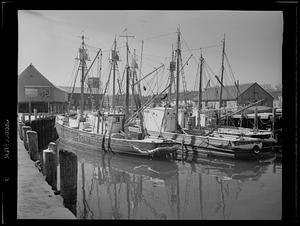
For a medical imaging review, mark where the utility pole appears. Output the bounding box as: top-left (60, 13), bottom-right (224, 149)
top-left (218, 34), bottom-right (226, 124)
top-left (197, 51), bottom-right (204, 129)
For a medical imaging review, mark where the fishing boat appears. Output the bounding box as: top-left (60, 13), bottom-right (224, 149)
top-left (55, 35), bottom-right (180, 158)
top-left (193, 34), bottom-right (278, 148)
top-left (128, 28), bottom-right (269, 160)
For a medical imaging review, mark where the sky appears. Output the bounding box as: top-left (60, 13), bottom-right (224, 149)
top-left (18, 10), bottom-right (283, 96)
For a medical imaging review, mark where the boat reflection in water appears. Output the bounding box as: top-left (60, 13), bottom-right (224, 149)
top-left (57, 140), bottom-right (281, 220)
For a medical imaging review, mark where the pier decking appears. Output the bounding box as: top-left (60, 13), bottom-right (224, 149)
top-left (17, 136), bottom-right (76, 219)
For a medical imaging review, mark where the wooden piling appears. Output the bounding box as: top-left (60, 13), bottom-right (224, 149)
top-left (22, 126), bottom-right (32, 151)
top-left (254, 105), bottom-right (258, 131)
top-left (49, 118), bottom-right (53, 141)
top-left (34, 108), bottom-right (37, 120)
top-left (41, 119), bottom-right (45, 150)
top-left (19, 122), bottom-right (25, 140)
top-left (59, 150), bottom-right (78, 216)
top-left (37, 119), bottom-right (42, 151)
top-left (21, 114), bottom-right (25, 123)
top-left (272, 107), bottom-right (276, 138)
top-left (27, 131), bottom-right (39, 161)
top-left (48, 142), bottom-right (57, 152)
top-left (43, 148), bottom-right (57, 191)
top-left (48, 142), bottom-right (58, 165)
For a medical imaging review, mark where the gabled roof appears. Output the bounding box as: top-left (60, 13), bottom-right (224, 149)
top-left (268, 90), bottom-right (282, 99)
top-left (193, 82), bottom-right (255, 101)
top-left (18, 64), bottom-right (67, 103)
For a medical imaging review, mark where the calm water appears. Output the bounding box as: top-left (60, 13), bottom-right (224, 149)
top-left (57, 142), bottom-right (282, 220)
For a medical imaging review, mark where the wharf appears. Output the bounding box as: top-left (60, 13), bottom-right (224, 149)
top-left (17, 136), bottom-right (76, 219)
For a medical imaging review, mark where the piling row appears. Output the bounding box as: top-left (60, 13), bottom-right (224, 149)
top-left (18, 115), bottom-right (78, 218)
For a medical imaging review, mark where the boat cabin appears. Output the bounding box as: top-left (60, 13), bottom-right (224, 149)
top-left (104, 112), bottom-right (125, 133)
top-left (143, 107), bottom-right (177, 133)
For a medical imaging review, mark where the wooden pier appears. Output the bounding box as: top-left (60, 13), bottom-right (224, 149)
top-left (17, 136), bottom-right (75, 219)
top-left (17, 113), bottom-right (76, 219)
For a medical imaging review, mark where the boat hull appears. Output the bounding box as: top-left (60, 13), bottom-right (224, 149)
top-left (215, 127), bottom-right (278, 150)
top-left (135, 128), bottom-right (270, 160)
top-left (55, 116), bottom-right (179, 158)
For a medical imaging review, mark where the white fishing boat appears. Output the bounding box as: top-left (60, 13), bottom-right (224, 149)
top-left (55, 35), bottom-right (180, 158)
top-left (128, 28), bottom-right (270, 159)
top-left (129, 106), bottom-right (264, 159)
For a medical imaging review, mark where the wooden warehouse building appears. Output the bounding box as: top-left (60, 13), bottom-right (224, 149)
top-left (192, 82), bottom-right (274, 110)
top-left (18, 64), bottom-right (68, 113)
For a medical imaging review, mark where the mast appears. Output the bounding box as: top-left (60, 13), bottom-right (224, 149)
top-left (112, 36), bottom-right (117, 109)
top-left (125, 38), bottom-right (130, 117)
top-left (133, 48), bottom-right (145, 138)
top-left (197, 51), bottom-right (204, 129)
top-left (80, 35), bottom-right (86, 121)
top-left (139, 41), bottom-right (144, 81)
top-left (218, 34), bottom-right (226, 123)
top-left (175, 27), bottom-right (181, 131)
top-left (168, 45), bottom-right (175, 106)
top-left (120, 33), bottom-right (135, 119)
top-left (131, 49), bottom-right (136, 112)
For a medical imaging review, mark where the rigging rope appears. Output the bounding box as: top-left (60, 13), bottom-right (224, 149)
top-left (142, 32), bottom-right (176, 41)
top-left (181, 43), bottom-right (222, 52)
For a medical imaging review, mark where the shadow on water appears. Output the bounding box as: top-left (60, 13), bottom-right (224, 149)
top-left (56, 140), bottom-right (282, 220)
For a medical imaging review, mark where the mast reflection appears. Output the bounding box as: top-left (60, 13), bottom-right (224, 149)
top-left (57, 141), bottom-right (278, 219)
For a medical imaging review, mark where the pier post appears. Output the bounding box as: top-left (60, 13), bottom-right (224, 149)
top-left (43, 148), bottom-right (57, 191)
top-left (59, 150), bottom-right (78, 216)
top-left (254, 105), bottom-right (258, 131)
top-left (27, 131), bottom-right (39, 161)
top-left (41, 119), bottom-right (45, 150)
top-left (22, 126), bottom-right (32, 151)
top-left (50, 118), bottom-right (54, 141)
top-left (48, 142), bottom-right (58, 166)
top-left (19, 122), bottom-right (25, 140)
top-left (37, 119), bottom-right (42, 151)
top-left (21, 114), bottom-right (25, 123)
top-left (272, 107), bottom-right (276, 138)
top-left (34, 108), bottom-right (37, 120)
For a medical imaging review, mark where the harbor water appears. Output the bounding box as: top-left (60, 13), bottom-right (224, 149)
top-left (57, 141), bottom-right (282, 220)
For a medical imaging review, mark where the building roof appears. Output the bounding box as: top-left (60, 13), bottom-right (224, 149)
top-left (191, 82), bottom-right (267, 102)
top-left (18, 64), bottom-right (68, 103)
top-left (268, 90), bottom-right (282, 99)
top-left (58, 86), bottom-right (101, 95)
top-left (201, 82), bottom-right (255, 101)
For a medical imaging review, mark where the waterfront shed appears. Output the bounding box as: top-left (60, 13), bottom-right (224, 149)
top-left (18, 64), bottom-right (68, 113)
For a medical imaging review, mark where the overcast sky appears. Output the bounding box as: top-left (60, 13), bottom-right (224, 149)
top-left (18, 10), bottom-right (283, 95)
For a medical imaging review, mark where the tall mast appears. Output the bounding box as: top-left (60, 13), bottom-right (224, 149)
top-left (134, 48), bottom-right (145, 138)
top-left (139, 41), bottom-right (144, 81)
top-left (80, 35), bottom-right (86, 121)
top-left (218, 34), bottom-right (226, 122)
top-left (112, 36), bottom-right (117, 109)
top-left (197, 51), bottom-right (204, 129)
top-left (131, 49), bottom-right (136, 111)
top-left (175, 27), bottom-right (181, 131)
top-left (120, 33), bottom-right (135, 119)
top-left (168, 45), bottom-right (175, 106)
